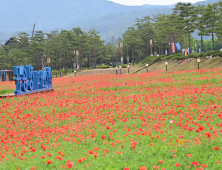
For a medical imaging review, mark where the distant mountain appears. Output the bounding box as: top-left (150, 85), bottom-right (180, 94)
top-left (63, 7), bottom-right (173, 41)
top-left (142, 4), bottom-right (176, 8)
top-left (0, 0), bottom-right (221, 43)
top-left (193, 0), bottom-right (221, 5)
top-left (0, 0), bottom-right (147, 33)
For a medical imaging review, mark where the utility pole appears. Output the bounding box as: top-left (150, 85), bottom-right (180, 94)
top-left (154, 40), bottom-right (156, 56)
top-left (120, 42), bottom-right (123, 67)
top-left (150, 39), bottom-right (153, 56)
top-left (76, 50), bottom-right (79, 71)
top-left (73, 50), bottom-right (76, 69)
top-left (32, 22), bottom-right (36, 37)
top-left (127, 46), bottom-right (129, 64)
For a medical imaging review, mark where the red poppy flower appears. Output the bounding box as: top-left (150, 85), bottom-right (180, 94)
top-left (123, 168), bottom-right (130, 170)
top-left (175, 163), bottom-right (180, 167)
top-left (153, 165), bottom-right (159, 169)
top-left (214, 147), bottom-right (219, 150)
top-left (46, 160), bottom-right (52, 164)
top-left (139, 166), bottom-right (147, 170)
top-left (191, 162), bottom-right (199, 166)
top-left (66, 162), bottom-right (74, 169)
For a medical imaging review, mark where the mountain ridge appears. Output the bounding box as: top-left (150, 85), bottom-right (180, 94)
top-left (0, 0), bottom-right (220, 43)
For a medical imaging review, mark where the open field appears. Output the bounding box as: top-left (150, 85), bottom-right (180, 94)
top-left (0, 69), bottom-right (222, 169)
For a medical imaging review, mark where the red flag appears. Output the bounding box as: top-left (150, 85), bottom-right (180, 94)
top-left (172, 43), bottom-right (175, 53)
top-left (184, 60), bottom-right (186, 63)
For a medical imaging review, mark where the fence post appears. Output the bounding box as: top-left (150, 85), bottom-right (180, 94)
top-left (4, 70), bottom-right (6, 81)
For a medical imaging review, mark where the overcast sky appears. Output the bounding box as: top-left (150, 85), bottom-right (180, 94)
top-left (109, 0), bottom-right (201, 5)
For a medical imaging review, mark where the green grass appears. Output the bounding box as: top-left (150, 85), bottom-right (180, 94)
top-left (0, 89), bottom-right (14, 95)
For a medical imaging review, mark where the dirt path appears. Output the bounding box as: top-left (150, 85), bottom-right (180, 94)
top-left (66, 68), bottom-right (138, 77)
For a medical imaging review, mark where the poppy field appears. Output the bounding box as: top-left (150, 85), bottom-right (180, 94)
top-left (0, 69), bottom-right (222, 170)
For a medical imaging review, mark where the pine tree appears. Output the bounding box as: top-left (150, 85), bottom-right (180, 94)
top-left (174, 2), bottom-right (196, 54)
top-left (204, 3), bottom-right (220, 51)
top-left (194, 5), bottom-right (209, 53)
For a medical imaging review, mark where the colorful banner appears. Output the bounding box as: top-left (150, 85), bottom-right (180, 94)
top-left (176, 42), bottom-right (181, 50)
top-left (185, 49), bottom-right (187, 56)
top-left (172, 43), bottom-right (175, 54)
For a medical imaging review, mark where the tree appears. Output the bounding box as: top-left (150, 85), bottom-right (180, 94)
top-left (194, 5), bottom-right (209, 53)
top-left (215, 1), bottom-right (222, 45)
top-left (71, 27), bottom-right (85, 70)
top-left (30, 31), bottom-right (45, 70)
top-left (140, 16), bottom-right (154, 56)
top-left (204, 3), bottom-right (220, 50)
top-left (174, 3), bottom-right (196, 54)
top-left (123, 27), bottom-right (141, 65)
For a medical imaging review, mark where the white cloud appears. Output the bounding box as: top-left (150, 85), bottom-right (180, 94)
top-left (108, 0), bottom-right (201, 6)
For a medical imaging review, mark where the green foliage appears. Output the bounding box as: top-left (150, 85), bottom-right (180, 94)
top-left (187, 54), bottom-right (197, 59)
top-left (97, 65), bottom-right (110, 69)
top-left (116, 64), bottom-right (128, 68)
top-left (141, 50), bottom-right (222, 65)
top-left (170, 53), bottom-right (185, 60)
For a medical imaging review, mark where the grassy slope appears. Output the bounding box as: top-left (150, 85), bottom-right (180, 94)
top-left (139, 57), bottom-right (222, 73)
top-left (65, 58), bottom-right (222, 77)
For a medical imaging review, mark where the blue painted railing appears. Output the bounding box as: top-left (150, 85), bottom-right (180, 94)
top-left (0, 70), bottom-right (10, 82)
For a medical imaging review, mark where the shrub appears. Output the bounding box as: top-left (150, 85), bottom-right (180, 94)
top-left (212, 51), bottom-right (222, 57)
top-left (187, 54), bottom-right (198, 59)
top-left (161, 55), bottom-right (175, 61)
top-left (141, 55), bottom-right (157, 64)
top-left (150, 56), bottom-right (161, 63)
top-left (205, 51), bottom-right (215, 57)
top-left (171, 53), bottom-right (185, 60)
top-left (197, 53), bottom-right (205, 58)
top-left (98, 65), bottom-right (110, 69)
top-left (122, 64), bottom-right (128, 68)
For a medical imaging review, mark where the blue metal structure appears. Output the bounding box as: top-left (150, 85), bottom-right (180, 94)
top-left (13, 65), bottom-right (52, 96)
top-left (0, 70), bottom-right (11, 82)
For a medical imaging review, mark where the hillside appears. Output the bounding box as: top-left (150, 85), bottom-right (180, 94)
top-left (68, 57), bottom-right (222, 76)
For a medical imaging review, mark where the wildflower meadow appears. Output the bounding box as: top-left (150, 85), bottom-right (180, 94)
top-left (0, 69), bottom-right (222, 170)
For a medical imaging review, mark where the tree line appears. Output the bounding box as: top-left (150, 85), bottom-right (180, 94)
top-left (122, 1), bottom-right (222, 64)
top-left (0, 1), bottom-right (222, 70)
